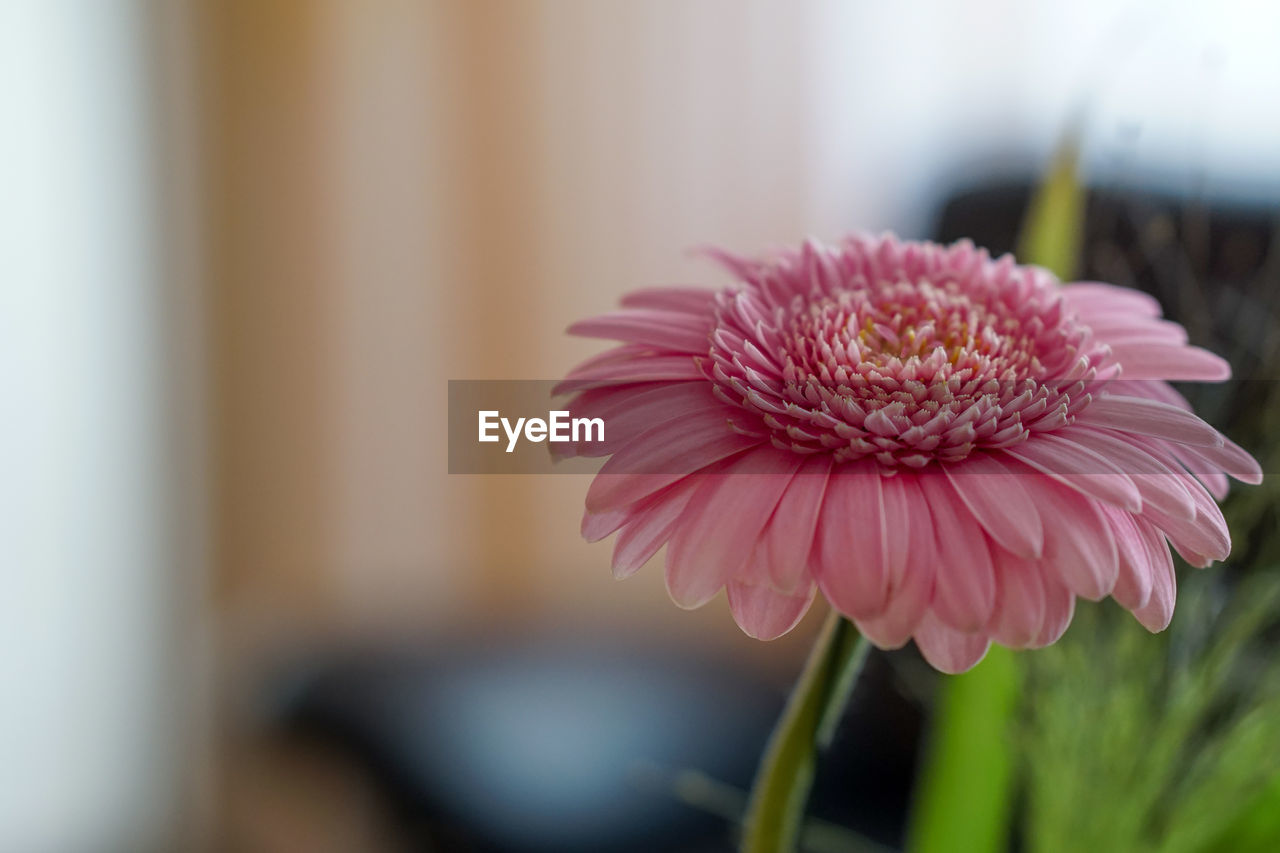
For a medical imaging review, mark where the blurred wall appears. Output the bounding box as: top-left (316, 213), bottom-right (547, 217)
top-left (201, 0), bottom-right (830, 664)
top-left (200, 0), bottom-right (1280, 663)
top-left (0, 2), bottom-right (202, 849)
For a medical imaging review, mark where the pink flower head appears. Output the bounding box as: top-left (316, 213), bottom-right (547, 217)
top-left (556, 234), bottom-right (1261, 672)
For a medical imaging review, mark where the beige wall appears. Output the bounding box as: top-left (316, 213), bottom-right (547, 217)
top-left (200, 1), bottom-right (835, 669)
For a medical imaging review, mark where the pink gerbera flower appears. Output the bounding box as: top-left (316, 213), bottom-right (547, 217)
top-left (556, 234), bottom-right (1261, 672)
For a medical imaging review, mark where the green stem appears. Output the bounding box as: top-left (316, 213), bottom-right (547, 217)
top-left (741, 612), bottom-right (870, 853)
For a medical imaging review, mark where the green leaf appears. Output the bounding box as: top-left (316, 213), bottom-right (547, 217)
top-left (1017, 136), bottom-right (1084, 280)
top-left (906, 646), bottom-right (1019, 853)
top-left (740, 612), bottom-right (869, 853)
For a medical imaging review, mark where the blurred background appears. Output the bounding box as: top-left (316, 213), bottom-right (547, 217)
top-left (3, 1), bottom-right (1279, 851)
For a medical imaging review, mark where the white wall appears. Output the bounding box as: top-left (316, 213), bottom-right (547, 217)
top-left (810, 0), bottom-right (1280, 237)
top-left (0, 2), bottom-right (190, 849)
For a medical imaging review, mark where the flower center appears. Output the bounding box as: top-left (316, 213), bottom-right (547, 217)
top-left (707, 262), bottom-right (1109, 468)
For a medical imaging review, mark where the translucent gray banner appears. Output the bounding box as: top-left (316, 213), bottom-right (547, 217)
top-left (447, 379), bottom-right (1268, 479)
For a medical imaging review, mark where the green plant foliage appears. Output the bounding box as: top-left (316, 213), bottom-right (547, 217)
top-left (1019, 571), bottom-right (1280, 853)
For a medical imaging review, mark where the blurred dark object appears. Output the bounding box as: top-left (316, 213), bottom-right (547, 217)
top-left (937, 180), bottom-right (1280, 566)
top-left (936, 181), bottom-right (1280, 385)
top-left (264, 637), bottom-right (922, 852)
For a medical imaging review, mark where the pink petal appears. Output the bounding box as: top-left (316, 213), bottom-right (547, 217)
top-left (761, 454), bottom-right (833, 592)
top-left (1109, 343), bottom-right (1232, 381)
top-left (619, 286), bottom-right (718, 314)
top-left (854, 473), bottom-right (935, 649)
top-left (665, 448), bottom-right (804, 608)
top-left (611, 478), bottom-right (699, 578)
top-left (559, 343), bottom-right (651, 378)
top-left (878, 471), bottom-right (915, 589)
top-left (585, 407), bottom-right (762, 513)
top-left (697, 245), bottom-right (762, 281)
top-left (586, 474), bottom-right (699, 544)
top-left (1110, 379), bottom-right (1192, 410)
top-left (568, 309), bottom-right (712, 353)
top-left (916, 472), bottom-right (996, 632)
top-left (1076, 395), bottom-right (1225, 447)
top-left (1168, 436), bottom-right (1263, 486)
top-left (1057, 426), bottom-right (1196, 520)
top-left (987, 547), bottom-right (1046, 649)
top-left (1148, 441), bottom-right (1230, 502)
top-left (554, 354), bottom-right (705, 393)
top-left (1179, 456), bottom-right (1231, 499)
top-left (1030, 575), bottom-right (1076, 647)
top-left (569, 382), bottom-right (723, 457)
top-left (582, 506), bottom-right (630, 543)
top-left (1084, 317), bottom-right (1187, 345)
top-left (1063, 282), bottom-right (1163, 318)
top-left (1004, 434), bottom-right (1142, 511)
top-left (726, 581), bottom-right (816, 640)
top-left (1131, 528), bottom-right (1176, 631)
top-left (942, 453), bottom-right (1044, 558)
top-left (1021, 476), bottom-right (1119, 600)
top-left (1101, 507), bottom-right (1153, 611)
top-left (554, 385), bottom-right (642, 460)
top-left (855, 578), bottom-right (930, 649)
top-left (814, 461), bottom-right (891, 620)
top-left (1139, 474), bottom-right (1230, 567)
top-left (913, 614), bottom-right (991, 674)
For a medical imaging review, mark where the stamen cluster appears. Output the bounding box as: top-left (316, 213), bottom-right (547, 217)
top-left (706, 242), bottom-right (1112, 467)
